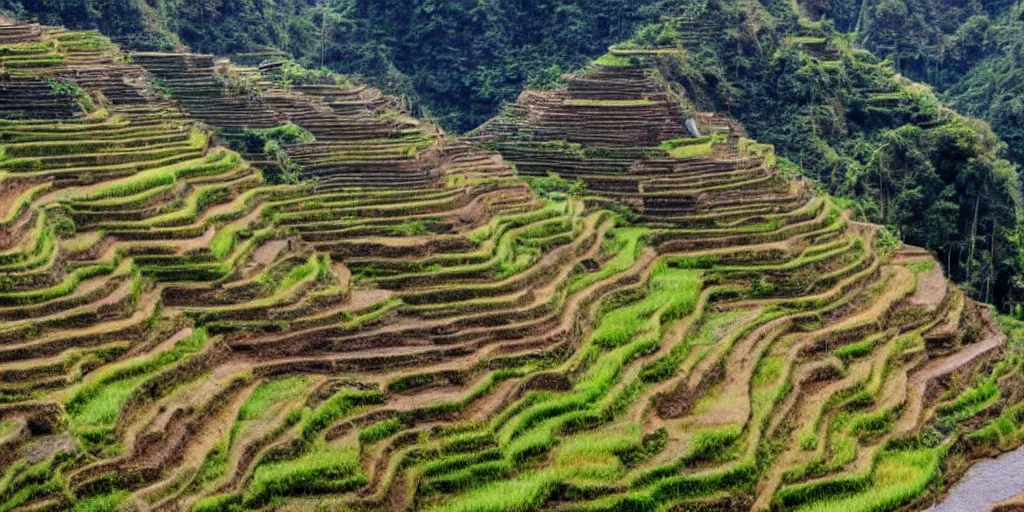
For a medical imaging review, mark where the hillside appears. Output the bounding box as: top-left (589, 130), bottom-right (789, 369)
top-left (817, 0), bottom-right (1024, 167)
top-left (6, 0), bottom-right (1015, 316)
top-left (0, 0), bottom-right (678, 132)
top-left (1, 20), bottom-right (1023, 512)
top-left (603, 2), bottom-right (1023, 310)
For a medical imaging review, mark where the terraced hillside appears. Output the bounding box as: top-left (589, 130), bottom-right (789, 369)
top-left (127, 54), bottom-right (441, 189)
top-left (0, 20), bottom-right (1021, 512)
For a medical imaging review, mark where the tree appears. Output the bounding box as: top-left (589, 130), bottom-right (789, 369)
top-left (313, 0), bottom-right (353, 69)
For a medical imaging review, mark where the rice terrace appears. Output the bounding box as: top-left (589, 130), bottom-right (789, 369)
top-left (2, 7), bottom-right (1024, 512)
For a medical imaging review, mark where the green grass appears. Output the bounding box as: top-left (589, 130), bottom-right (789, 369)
top-left (567, 227), bottom-right (647, 293)
top-left (834, 336), bottom-right (880, 364)
top-left (191, 493), bottom-right (242, 512)
top-left (210, 224), bottom-right (238, 260)
top-left (429, 430), bottom-right (643, 512)
top-left (563, 99), bottom-right (653, 107)
top-left (66, 329), bottom-right (211, 427)
top-left (937, 379), bottom-right (1000, 422)
top-left (685, 426), bottom-right (743, 463)
top-left (299, 388), bottom-right (384, 440)
top-left (906, 260), bottom-right (934, 275)
top-left (792, 447), bottom-right (944, 512)
top-left (790, 36), bottom-right (828, 45)
top-left (444, 265), bottom-right (705, 492)
top-left (411, 264), bottom-right (703, 509)
top-left (752, 355), bottom-right (784, 386)
top-left (640, 310), bottom-right (746, 384)
top-left (238, 376), bottom-right (313, 421)
top-left (192, 440), bottom-right (229, 490)
top-left (75, 150), bottom-right (236, 201)
top-left (67, 376), bottom-right (148, 426)
top-left (359, 417), bottom-right (405, 445)
top-left (524, 173), bottom-right (586, 199)
top-left (0, 259), bottom-right (118, 306)
top-left (245, 445), bottom-right (365, 506)
top-left (590, 265), bottom-right (702, 348)
top-left (659, 135), bottom-right (725, 159)
top-left (73, 491), bottom-right (130, 512)
top-left (968, 402), bottom-right (1024, 450)
top-left (428, 468), bottom-right (560, 512)
top-left (0, 182), bottom-right (50, 228)
top-left (593, 53), bottom-right (636, 67)
top-left (0, 224), bottom-right (54, 274)
top-left (278, 253), bottom-right (325, 291)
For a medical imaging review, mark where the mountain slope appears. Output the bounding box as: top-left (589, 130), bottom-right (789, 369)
top-left (0, 0), bottom-right (679, 131)
top-left (0, 20), bottom-right (1021, 512)
top-left (574, 1), bottom-right (1023, 310)
top-left (819, 0), bottom-right (1024, 167)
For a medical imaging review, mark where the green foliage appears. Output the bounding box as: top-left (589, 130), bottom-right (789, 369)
top-left (752, 355), bottom-right (784, 385)
top-left (44, 77), bottom-right (84, 98)
top-left (594, 53), bottom-right (636, 67)
top-left (266, 61), bottom-right (353, 88)
top-left (193, 441), bottom-right (229, 490)
top-left (0, 0), bottom-right (173, 49)
top-left (238, 123), bottom-right (316, 154)
top-left (937, 379), bottom-right (1000, 421)
top-left (238, 123), bottom-right (314, 184)
top-left (875, 226), bottom-right (901, 253)
top-left (524, 173), bottom-right (587, 199)
top-left (191, 493), bottom-right (242, 512)
top-left (209, 226), bottom-right (237, 260)
top-left (590, 265), bottom-right (702, 349)
top-left (526, 65), bottom-right (567, 91)
top-left (50, 213), bottom-right (76, 238)
top-left (625, 0), bottom-right (1023, 308)
top-left (685, 426), bottom-right (742, 463)
top-left (906, 260), bottom-right (934, 274)
top-left (817, 0), bottom-right (1024, 169)
top-left (567, 227), bottom-right (647, 293)
top-left (833, 338), bottom-right (878, 363)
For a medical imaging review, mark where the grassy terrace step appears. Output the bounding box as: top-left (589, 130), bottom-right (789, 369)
top-left (0, 21), bottom-right (1012, 512)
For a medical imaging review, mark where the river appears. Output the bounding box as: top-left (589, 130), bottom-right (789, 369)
top-left (926, 444), bottom-right (1024, 512)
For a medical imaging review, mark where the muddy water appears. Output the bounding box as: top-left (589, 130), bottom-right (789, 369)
top-left (926, 445), bottom-right (1024, 512)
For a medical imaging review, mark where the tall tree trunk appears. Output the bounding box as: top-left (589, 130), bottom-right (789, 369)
top-left (967, 194), bottom-right (981, 291)
top-left (987, 218), bottom-right (996, 304)
top-left (320, 2), bottom-right (327, 69)
top-left (959, 244), bottom-right (965, 279)
top-left (879, 169), bottom-right (885, 222)
top-left (854, 0), bottom-right (870, 36)
top-left (947, 246), bottom-right (951, 275)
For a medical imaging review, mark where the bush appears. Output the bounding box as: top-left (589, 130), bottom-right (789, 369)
top-left (524, 172), bottom-right (587, 198)
top-left (526, 65), bottom-right (567, 90)
top-left (238, 123), bottom-right (315, 153)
